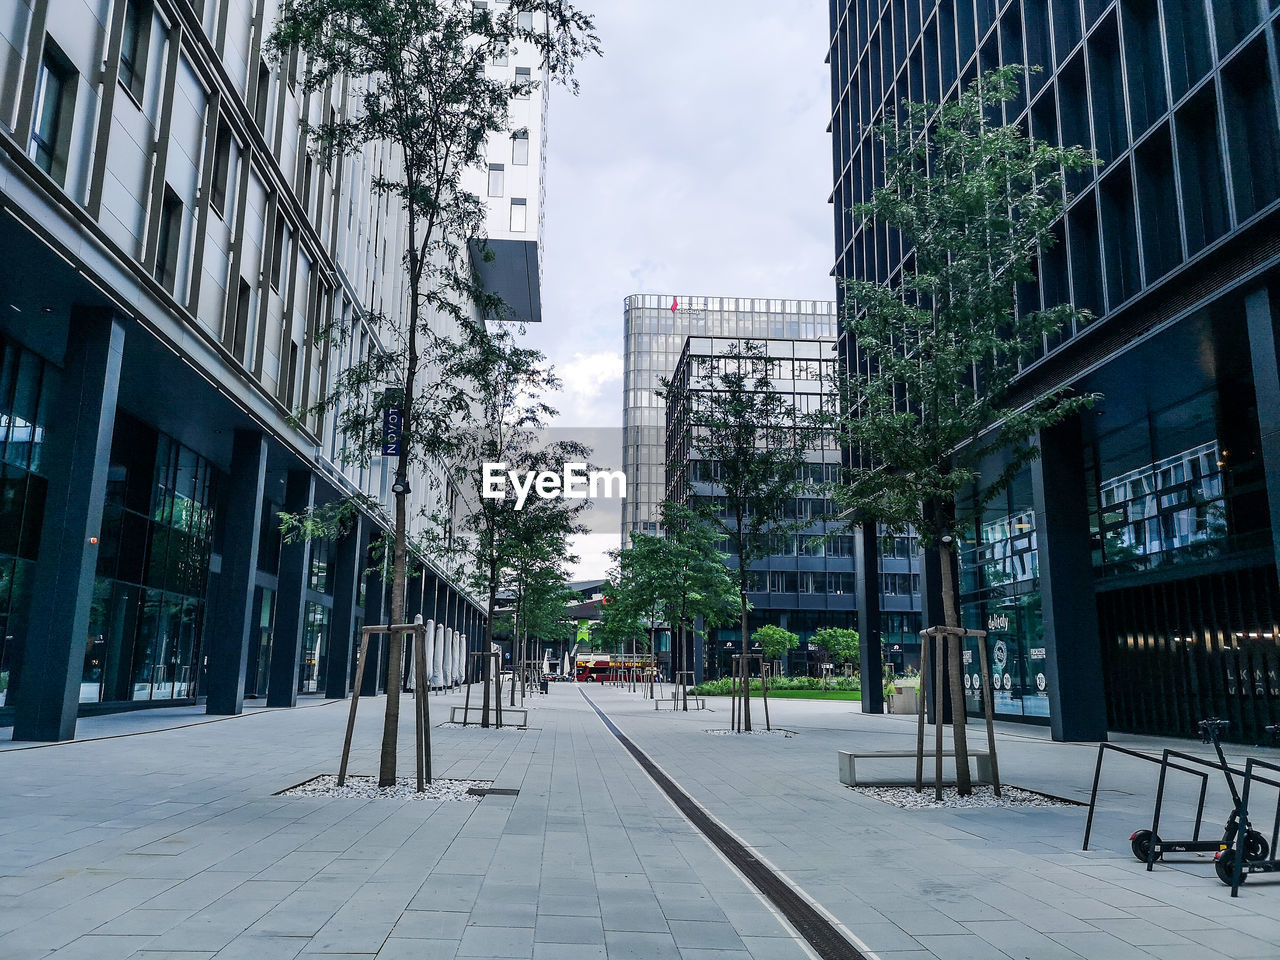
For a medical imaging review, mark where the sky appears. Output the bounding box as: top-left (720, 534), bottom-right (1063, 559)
top-left (522, 0), bottom-right (838, 580)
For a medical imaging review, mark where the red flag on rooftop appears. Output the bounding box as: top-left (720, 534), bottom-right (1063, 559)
top-left (671, 298), bottom-right (679, 313)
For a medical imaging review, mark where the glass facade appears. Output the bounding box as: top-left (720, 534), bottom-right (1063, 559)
top-left (82, 414), bottom-right (218, 703)
top-left (621, 296), bottom-right (838, 540)
top-left (0, 334), bottom-right (54, 709)
top-left (959, 469), bottom-right (1049, 720)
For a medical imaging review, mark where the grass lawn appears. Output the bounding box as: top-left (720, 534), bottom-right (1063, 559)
top-left (700, 689), bottom-right (862, 701)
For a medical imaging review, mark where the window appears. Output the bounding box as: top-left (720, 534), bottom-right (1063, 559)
top-left (518, 10), bottom-right (534, 30)
top-left (509, 197), bottom-right (526, 232)
top-left (28, 46), bottom-right (75, 183)
top-left (210, 121), bottom-right (233, 216)
top-left (270, 217), bottom-right (291, 292)
top-left (119, 0), bottom-right (149, 98)
top-left (512, 130), bottom-right (529, 165)
top-left (228, 278), bottom-right (253, 362)
top-left (253, 63), bottom-right (271, 129)
top-left (492, 49), bottom-right (508, 67)
top-left (487, 163), bottom-right (504, 197)
top-left (153, 187), bottom-right (182, 292)
top-left (515, 66), bottom-right (531, 98)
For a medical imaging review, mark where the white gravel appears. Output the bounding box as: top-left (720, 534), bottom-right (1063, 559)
top-left (851, 784), bottom-right (1074, 809)
top-left (279, 775), bottom-right (493, 801)
top-left (705, 728), bottom-right (796, 738)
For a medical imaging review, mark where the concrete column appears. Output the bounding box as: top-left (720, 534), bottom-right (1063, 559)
top-left (266, 470), bottom-right (314, 707)
top-left (324, 513), bottom-right (365, 699)
top-left (1032, 417), bottom-right (1109, 741)
top-left (205, 431), bottom-right (268, 715)
top-left (13, 311), bottom-right (124, 742)
top-left (1245, 286), bottom-right (1280, 576)
top-left (855, 520), bottom-right (885, 714)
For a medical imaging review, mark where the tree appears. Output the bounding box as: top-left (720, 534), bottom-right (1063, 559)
top-left (752, 624), bottom-right (799, 665)
top-left (657, 501), bottom-right (737, 702)
top-left (602, 532), bottom-right (667, 663)
top-left (814, 627), bottom-right (860, 670)
top-left (268, 0), bottom-right (598, 785)
top-left (828, 67), bottom-right (1096, 794)
top-left (663, 341), bottom-right (814, 731)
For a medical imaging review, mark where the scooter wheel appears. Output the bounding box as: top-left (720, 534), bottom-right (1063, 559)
top-left (1215, 851), bottom-right (1246, 886)
top-left (1245, 830), bottom-right (1270, 861)
top-left (1130, 830), bottom-right (1162, 862)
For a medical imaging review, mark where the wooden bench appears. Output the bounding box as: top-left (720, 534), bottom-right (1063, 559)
top-left (450, 705), bottom-right (528, 727)
top-left (839, 749), bottom-right (992, 787)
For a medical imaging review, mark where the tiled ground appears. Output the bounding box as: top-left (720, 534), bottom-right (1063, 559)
top-left (2, 683), bottom-right (1279, 959)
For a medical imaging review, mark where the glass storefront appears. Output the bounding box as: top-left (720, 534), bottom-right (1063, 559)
top-left (83, 414), bottom-right (218, 703)
top-left (299, 538), bottom-right (334, 694)
top-left (0, 334), bottom-right (53, 709)
top-left (959, 469), bottom-right (1050, 721)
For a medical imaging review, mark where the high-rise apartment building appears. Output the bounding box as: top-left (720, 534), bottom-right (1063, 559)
top-left (829, 1), bottom-right (1280, 740)
top-left (0, 0), bottom-right (502, 740)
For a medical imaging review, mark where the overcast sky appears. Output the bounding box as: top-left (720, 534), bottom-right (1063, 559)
top-left (522, 0), bottom-right (837, 578)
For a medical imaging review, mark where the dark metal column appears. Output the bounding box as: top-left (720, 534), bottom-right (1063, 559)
top-left (205, 430), bottom-right (268, 714)
top-left (1245, 286), bottom-right (1280, 576)
top-left (1032, 416), bottom-right (1108, 742)
top-left (360, 542), bottom-right (384, 696)
top-left (12, 311), bottom-right (124, 742)
top-left (266, 470), bottom-right (314, 707)
top-left (855, 520), bottom-right (885, 714)
top-left (324, 513), bottom-right (366, 699)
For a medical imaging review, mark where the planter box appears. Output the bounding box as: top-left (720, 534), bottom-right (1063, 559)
top-left (887, 688), bottom-right (919, 714)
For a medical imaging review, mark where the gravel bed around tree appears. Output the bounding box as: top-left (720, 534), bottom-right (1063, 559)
top-left (850, 784), bottom-right (1074, 809)
top-left (279, 775), bottom-right (493, 801)
top-left (705, 728), bottom-right (796, 738)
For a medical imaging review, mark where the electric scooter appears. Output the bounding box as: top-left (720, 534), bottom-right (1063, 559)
top-left (1214, 724), bottom-right (1280, 886)
top-left (1130, 719), bottom-right (1270, 864)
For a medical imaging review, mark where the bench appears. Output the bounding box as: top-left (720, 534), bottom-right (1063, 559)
top-left (655, 694), bottom-right (706, 711)
top-left (838, 749), bottom-right (992, 787)
top-left (450, 705), bottom-right (528, 727)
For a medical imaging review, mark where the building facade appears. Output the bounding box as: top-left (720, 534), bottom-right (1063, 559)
top-left (0, 0), bottom-right (493, 739)
top-left (664, 335), bottom-right (922, 682)
top-left (829, 0), bottom-right (1280, 740)
top-left (622, 295), bottom-right (841, 541)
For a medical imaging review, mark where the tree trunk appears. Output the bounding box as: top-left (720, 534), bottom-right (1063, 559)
top-left (739, 592), bottom-right (752, 732)
top-left (938, 539), bottom-right (972, 795)
top-left (483, 578), bottom-right (496, 728)
top-left (378, 491), bottom-right (407, 787)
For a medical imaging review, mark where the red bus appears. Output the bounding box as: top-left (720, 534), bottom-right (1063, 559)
top-left (574, 654), bottom-right (652, 683)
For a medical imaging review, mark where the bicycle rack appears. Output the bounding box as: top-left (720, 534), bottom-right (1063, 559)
top-left (1082, 743), bottom-right (1210, 852)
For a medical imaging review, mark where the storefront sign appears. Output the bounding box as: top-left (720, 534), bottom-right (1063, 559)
top-left (382, 393), bottom-right (403, 457)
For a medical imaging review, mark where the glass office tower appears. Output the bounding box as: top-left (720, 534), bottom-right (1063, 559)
top-left (829, 0), bottom-right (1280, 741)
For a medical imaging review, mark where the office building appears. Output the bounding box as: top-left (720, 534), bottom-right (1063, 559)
top-left (829, 0), bottom-right (1280, 739)
top-left (0, 0), bottom-right (497, 739)
top-left (664, 335), bottom-right (922, 682)
top-left (622, 295), bottom-right (840, 541)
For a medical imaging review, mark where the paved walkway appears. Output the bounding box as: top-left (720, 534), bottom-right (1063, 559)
top-left (0, 683), bottom-right (1278, 960)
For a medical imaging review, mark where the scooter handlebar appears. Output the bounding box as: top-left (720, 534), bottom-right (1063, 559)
top-left (1198, 718), bottom-right (1230, 742)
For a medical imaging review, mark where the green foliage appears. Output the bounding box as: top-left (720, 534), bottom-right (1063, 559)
top-left (691, 674), bottom-right (861, 695)
top-left (813, 627), bottom-right (860, 668)
top-left (828, 66), bottom-right (1099, 548)
top-left (752, 624), bottom-right (799, 661)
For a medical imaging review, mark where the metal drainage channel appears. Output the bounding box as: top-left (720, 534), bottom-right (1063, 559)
top-left (580, 690), bottom-right (871, 960)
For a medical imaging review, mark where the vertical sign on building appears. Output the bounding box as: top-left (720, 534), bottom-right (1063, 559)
top-left (382, 390), bottom-right (403, 457)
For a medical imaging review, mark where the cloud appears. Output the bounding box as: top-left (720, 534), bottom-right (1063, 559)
top-left (552, 351), bottom-right (624, 426)
top-left (516, 0), bottom-right (835, 575)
